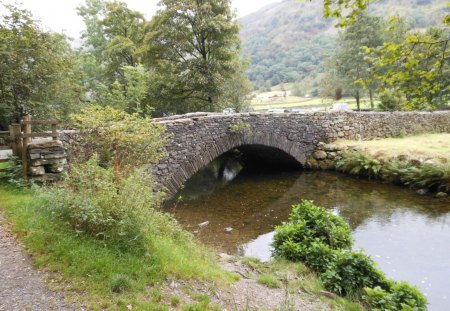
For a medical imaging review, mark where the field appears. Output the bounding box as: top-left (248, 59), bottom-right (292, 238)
top-left (250, 93), bottom-right (379, 111)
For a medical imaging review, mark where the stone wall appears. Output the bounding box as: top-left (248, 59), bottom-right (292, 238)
top-left (151, 111), bottom-right (450, 195)
top-left (27, 140), bottom-right (68, 182)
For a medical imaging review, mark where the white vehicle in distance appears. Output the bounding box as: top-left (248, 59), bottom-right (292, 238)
top-left (222, 107), bottom-right (236, 114)
top-left (291, 108), bottom-right (306, 114)
top-left (331, 102), bottom-right (350, 111)
top-left (267, 108), bottom-right (288, 113)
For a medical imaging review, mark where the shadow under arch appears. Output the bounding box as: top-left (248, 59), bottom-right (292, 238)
top-left (166, 133), bottom-right (307, 195)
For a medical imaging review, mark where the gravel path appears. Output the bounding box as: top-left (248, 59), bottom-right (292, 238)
top-left (0, 211), bottom-right (74, 311)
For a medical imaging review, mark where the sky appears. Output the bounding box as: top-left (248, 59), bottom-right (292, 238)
top-left (0, 0), bottom-right (282, 39)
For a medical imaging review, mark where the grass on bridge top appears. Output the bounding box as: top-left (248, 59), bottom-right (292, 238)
top-left (336, 133), bottom-right (450, 162)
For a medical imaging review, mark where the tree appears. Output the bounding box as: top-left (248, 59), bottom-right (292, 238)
top-left (368, 24), bottom-right (449, 110)
top-left (329, 14), bottom-right (385, 110)
top-left (314, 0), bottom-right (450, 110)
top-left (93, 64), bottom-right (151, 114)
top-left (143, 0), bottom-right (249, 114)
top-left (312, 0), bottom-right (373, 27)
top-left (77, 0), bottom-right (147, 106)
top-left (0, 4), bottom-right (84, 126)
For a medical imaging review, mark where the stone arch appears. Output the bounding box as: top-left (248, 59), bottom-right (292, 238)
top-left (165, 132), bottom-right (308, 195)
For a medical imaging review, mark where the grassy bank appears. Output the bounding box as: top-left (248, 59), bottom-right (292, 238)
top-left (0, 180), bottom-right (366, 310)
top-left (336, 133), bottom-right (450, 162)
top-left (335, 134), bottom-right (450, 193)
top-left (0, 180), bottom-right (234, 310)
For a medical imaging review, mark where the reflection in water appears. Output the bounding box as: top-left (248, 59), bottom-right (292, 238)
top-left (166, 168), bottom-right (450, 311)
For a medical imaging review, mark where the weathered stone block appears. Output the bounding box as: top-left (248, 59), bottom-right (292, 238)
top-left (29, 166), bottom-right (45, 176)
top-left (46, 163), bottom-right (65, 173)
top-left (43, 152), bottom-right (66, 159)
top-left (29, 153), bottom-right (42, 160)
top-left (28, 140), bottom-right (62, 150)
top-left (31, 158), bottom-right (67, 167)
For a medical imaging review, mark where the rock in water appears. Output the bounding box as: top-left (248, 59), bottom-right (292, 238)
top-left (198, 221), bottom-right (210, 228)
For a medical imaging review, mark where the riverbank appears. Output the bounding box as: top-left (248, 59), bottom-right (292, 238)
top-left (307, 133), bottom-right (450, 195)
top-left (0, 176), bottom-right (361, 310)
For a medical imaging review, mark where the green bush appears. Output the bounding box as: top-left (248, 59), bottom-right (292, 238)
top-left (336, 152), bottom-right (382, 179)
top-left (321, 251), bottom-right (390, 296)
top-left (273, 201), bottom-right (427, 309)
top-left (273, 200), bottom-right (353, 260)
top-left (364, 282), bottom-right (427, 311)
top-left (44, 155), bottom-right (172, 254)
top-left (70, 105), bottom-right (166, 178)
top-left (302, 241), bottom-right (337, 273)
top-left (1, 155), bottom-right (25, 187)
top-left (378, 88), bottom-right (404, 111)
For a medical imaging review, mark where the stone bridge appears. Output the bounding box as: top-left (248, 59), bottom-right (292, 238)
top-left (151, 111), bottom-right (450, 195)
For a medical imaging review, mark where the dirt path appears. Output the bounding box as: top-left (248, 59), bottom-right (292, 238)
top-left (0, 210), bottom-right (74, 311)
top-left (216, 254), bottom-right (330, 310)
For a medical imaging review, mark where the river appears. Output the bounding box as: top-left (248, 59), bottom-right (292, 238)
top-left (165, 160), bottom-right (450, 311)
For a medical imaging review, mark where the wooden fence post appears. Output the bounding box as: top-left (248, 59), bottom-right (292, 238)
top-left (51, 123), bottom-right (57, 141)
top-left (9, 124), bottom-right (22, 157)
top-left (21, 114), bottom-right (31, 180)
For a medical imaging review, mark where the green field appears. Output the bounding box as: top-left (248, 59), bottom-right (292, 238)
top-left (251, 95), bottom-right (378, 111)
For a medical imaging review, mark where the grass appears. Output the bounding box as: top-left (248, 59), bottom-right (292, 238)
top-left (0, 180), bottom-right (234, 310)
top-left (336, 133), bottom-right (450, 163)
top-left (257, 273), bottom-right (282, 288)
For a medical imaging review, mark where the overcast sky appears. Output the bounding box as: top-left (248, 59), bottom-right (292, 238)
top-left (0, 0), bottom-right (282, 39)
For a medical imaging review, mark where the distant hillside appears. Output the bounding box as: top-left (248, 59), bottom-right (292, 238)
top-left (240, 0), bottom-right (449, 94)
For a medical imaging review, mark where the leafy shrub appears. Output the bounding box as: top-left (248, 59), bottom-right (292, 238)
top-left (364, 282), bottom-right (427, 311)
top-left (301, 241), bottom-right (337, 273)
top-left (1, 155), bottom-right (25, 187)
top-left (44, 155), bottom-right (174, 254)
top-left (70, 105), bottom-right (166, 177)
top-left (273, 200), bottom-right (352, 262)
top-left (321, 251), bottom-right (390, 296)
top-left (378, 88), bottom-right (404, 111)
top-left (336, 151), bottom-right (382, 179)
top-left (273, 201), bottom-right (426, 310)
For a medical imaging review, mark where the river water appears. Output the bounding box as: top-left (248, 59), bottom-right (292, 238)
top-left (165, 163), bottom-right (450, 311)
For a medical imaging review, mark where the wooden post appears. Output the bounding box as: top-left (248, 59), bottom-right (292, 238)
top-left (21, 114), bottom-right (31, 180)
top-left (51, 123), bottom-right (57, 140)
top-left (10, 124), bottom-right (22, 157)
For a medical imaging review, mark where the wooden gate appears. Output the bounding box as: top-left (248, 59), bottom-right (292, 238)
top-left (0, 115), bottom-right (59, 179)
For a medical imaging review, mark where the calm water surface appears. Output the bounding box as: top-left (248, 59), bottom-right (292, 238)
top-left (166, 169), bottom-right (450, 311)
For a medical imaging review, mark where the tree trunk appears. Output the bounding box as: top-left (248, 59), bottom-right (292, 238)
top-left (369, 88), bottom-right (374, 110)
top-left (208, 96), bottom-right (213, 112)
top-left (355, 90), bottom-right (360, 111)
